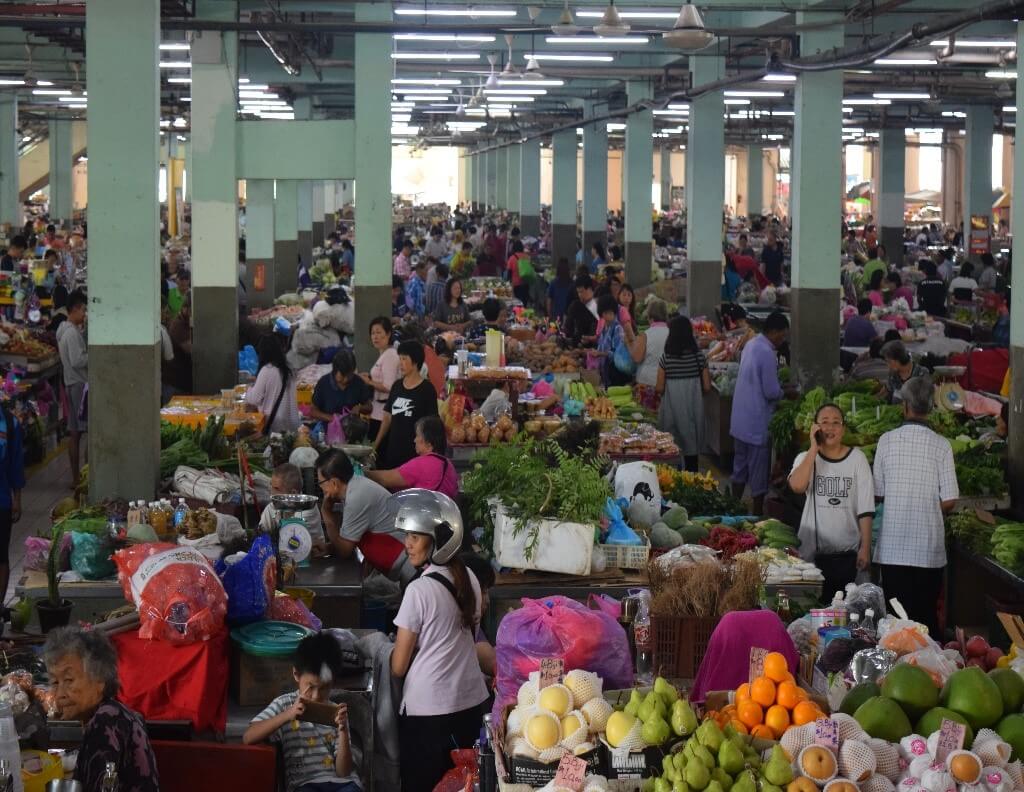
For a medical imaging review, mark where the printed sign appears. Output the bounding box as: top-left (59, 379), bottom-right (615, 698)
top-left (935, 719), bottom-right (966, 762)
top-left (748, 647), bottom-right (769, 683)
top-left (814, 717), bottom-right (840, 751)
top-left (253, 262), bottom-right (266, 292)
top-left (539, 658), bottom-right (564, 689)
top-left (554, 753), bottom-right (587, 792)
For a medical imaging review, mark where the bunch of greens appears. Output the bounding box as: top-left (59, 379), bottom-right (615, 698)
top-left (928, 409), bottom-right (963, 439)
top-left (160, 417), bottom-right (229, 459)
top-left (768, 399), bottom-right (801, 455)
top-left (160, 439), bottom-right (210, 478)
top-left (664, 478), bottom-right (746, 517)
top-left (946, 510), bottom-right (996, 555)
top-left (954, 444), bottom-right (1007, 497)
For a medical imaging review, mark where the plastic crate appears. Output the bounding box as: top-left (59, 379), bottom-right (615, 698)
top-left (597, 540), bottom-right (651, 571)
top-left (651, 614), bottom-right (719, 679)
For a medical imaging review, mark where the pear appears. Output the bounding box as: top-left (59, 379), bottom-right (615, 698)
top-left (640, 691), bottom-right (666, 723)
top-left (685, 758), bottom-right (712, 790)
top-left (672, 700), bottom-right (699, 737)
top-left (642, 779), bottom-right (656, 792)
top-left (692, 743), bottom-right (716, 770)
top-left (732, 770), bottom-right (758, 792)
top-left (697, 720), bottom-right (725, 753)
top-left (762, 745), bottom-right (794, 787)
top-left (684, 740), bottom-right (697, 760)
top-left (761, 785), bottom-right (783, 792)
top-left (642, 713), bottom-right (671, 746)
top-left (655, 779), bottom-right (672, 792)
top-left (719, 739), bottom-right (746, 776)
top-left (656, 676), bottom-right (680, 704)
top-left (663, 755), bottom-right (681, 782)
top-left (712, 767), bottom-right (734, 791)
top-left (673, 752), bottom-right (688, 772)
top-left (706, 780), bottom-right (725, 792)
top-left (674, 781), bottom-right (692, 792)
top-left (625, 689), bottom-right (643, 718)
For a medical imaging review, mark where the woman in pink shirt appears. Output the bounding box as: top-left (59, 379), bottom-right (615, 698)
top-left (366, 415), bottom-right (458, 500)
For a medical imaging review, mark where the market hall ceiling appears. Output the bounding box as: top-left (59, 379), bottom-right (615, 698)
top-left (0, 0), bottom-right (1020, 145)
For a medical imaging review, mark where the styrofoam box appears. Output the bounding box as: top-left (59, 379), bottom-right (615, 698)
top-left (491, 502), bottom-right (594, 576)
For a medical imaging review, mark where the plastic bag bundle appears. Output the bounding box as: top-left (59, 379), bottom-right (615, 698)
top-left (431, 748), bottom-right (478, 792)
top-left (492, 596), bottom-right (632, 723)
top-left (269, 592), bottom-right (322, 631)
top-left (215, 534), bottom-right (277, 625)
top-left (113, 543), bottom-right (228, 645)
top-left (22, 537), bottom-right (49, 572)
top-left (898, 648), bottom-right (960, 687)
top-left (878, 618), bottom-right (935, 656)
top-left (70, 531), bottom-right (116, 580)
top-left (846, 583), bottom-right (888, 620)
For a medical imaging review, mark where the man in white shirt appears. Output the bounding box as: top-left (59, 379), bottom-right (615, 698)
top-left (873, 375), bottom-right (958, 638)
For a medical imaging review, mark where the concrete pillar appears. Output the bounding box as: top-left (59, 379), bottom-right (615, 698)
top-left (353, 0), bottom-right (393, 369)
top-left (747, 145), bottom-right (763, 219)
top-left (297, 180), bottom-right (313, 268)
top-left (274, 179), bottom-right (298, 293)
top-left (191, 1), bottom-right (240, 393)
top-left (551, 129), bottom-right (577, 270)
top-left (245, 180), bottom-right (275, 309)
top-left (686, 56), bottom-right (725, 320)
top-left (473, 151), bottom-right (484, 213)
top-left (0, 96), bottom-right (17, 228)
top-left (878, 127), bottom-right (905, 264)
top-left (659, 146), bottom-right (672, 212)
top-left (48, 119), bottom-right (73, 225)
top-left (520, 139), bottom-right (541, 236)
top-left (506, 145), bottom-right (520, 222)
top-left (625, 81), bottom-right (654, 286)
top-left (311, 181), bottom-right (325, 246)
top-left (1008, 21), bottom-right (1024, 513)
top-left (582, 102), bottom-right (608, 258)
top-left (965, 106), bottom-right (994, 263)
top-left (465, 153), bottom-right (475, 211)
top-left (485, 149), bottom-right (497, 210)
top-left (323, 180), bottom-right (335, 235)
top-left (86, 0), bottom-right (160, 499)
top-left (790, 12), bottom-right (844, 389)
top-left (494, 146), bottom-right (508, 212)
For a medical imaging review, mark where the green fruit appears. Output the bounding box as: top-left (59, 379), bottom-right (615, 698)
top-left (664, 755), bottom-right (681, 782)
top-left (941, 667), bottom-right (1005, 730)
top-left (915, 707), bottom-right (975, 747)
top-left (718, 740), bottom-right (745, 775)
top-left (711, 768), bottom-right (733, 792)
top-left (839, 682), bottom-right (882, 716)
top-left (697, 720), bottom-right (725, 753)
top-left (672, 700), bottom-right (699, 737)
top-left (656, 676), bottom-right (681, 704)
top-left (685, 760), bottom-right (711, 790)
top-left (762, 745), bottom-right (794, 786)
top-left (761, 785), bottom-right (784, 792)
top-left (692, 744), bottom-right (716, 770)
top-left (881, 664), bottom-right (940, 721)
top-left (655, 779), bottom-right (672, 792)
top-left (674, 752), bottom-right (688, 772)
top-left (732, 770), bottom-right (757, 792)
top-left (990, 669), bottom-right (1024, 715)
top-left (639, 693), bottom-right (659, 723)
top-left (674, 781), bottom-right (692, 792)
top-left (705, 780), bottom-right (725, 792)
top-left (853, 696), bottom-right (914, 742)
top-left (643, 714), bottom-right (671, 746)
top-left (626, 689), bottom-right (643, 718)
top-left (997, 713), bottom-right (1024, 761)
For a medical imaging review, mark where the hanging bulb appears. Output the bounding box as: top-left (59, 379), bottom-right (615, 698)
top-left (594, 0), bottom-right (630, 37)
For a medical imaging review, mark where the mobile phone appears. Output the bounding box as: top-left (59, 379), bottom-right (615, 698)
top-left (300, 699), bottom-right (340, 727)
top-left (815, 430), bottom-right (824, 444)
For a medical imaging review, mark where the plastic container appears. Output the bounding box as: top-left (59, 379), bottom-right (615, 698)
top-left (230, 621), bottom-right (314, 658)
top-left (490, 502), bottom-right (593, 576)
top-left (172, 498), bottom-right (189, 530)
top-left (0, 705), bottom-right (25, 792)
top-left (650, 614), bottom-right (719, 680)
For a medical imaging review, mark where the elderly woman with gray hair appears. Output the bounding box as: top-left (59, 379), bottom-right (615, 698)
top-left (43, 627), bottom-right (159, 791)
top-left (630, 298), bottom-right (671, 409)
top-left (872, 375), bottom-right (959, 638)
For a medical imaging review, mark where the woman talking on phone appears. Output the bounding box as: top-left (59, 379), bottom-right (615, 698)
top-left (787, 403), bottom-right (875, 600)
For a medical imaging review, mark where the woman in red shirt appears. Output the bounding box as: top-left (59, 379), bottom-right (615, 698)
top-left (506, 240), bottom-right (532, 306)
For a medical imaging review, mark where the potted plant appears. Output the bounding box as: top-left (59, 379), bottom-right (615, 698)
top-left (36, 521), bottom-right (73, 632)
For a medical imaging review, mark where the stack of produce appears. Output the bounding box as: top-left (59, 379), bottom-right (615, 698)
top-left (701, 525), bottom-right (759, 560)
top-left (990, 523), bottom-right (1024, 576)
top-left (507, 339), bottom-right (583, 373)
top-left (599, 425), bottom-right (679, 457)
top-left (954, 444), bottom-right (1008, 499)
top-left (0, 328), bottom-right (55, 360)
top-left (179, 508), bottom-right (218, 540)
top-left (706, 652), bottom-right (827, 740)
top-left (945, 511), bottom-right (998, 556)
top-left (605, 677), bottom-right (700, 752)
top-left (754, 520), bottom-right (802, 551)
top-left (447, 412), bottom-right (520, 445)
top-left (735, 548), bottom-right (824, 586)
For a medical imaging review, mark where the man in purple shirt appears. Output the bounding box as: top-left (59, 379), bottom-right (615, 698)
top-left (730, 311), bottom-right (789, 514)
top-left (843, 299), bottom-right (878, 348)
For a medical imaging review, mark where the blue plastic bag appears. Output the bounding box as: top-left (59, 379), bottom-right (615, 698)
top-left (216, 534), bottom-right (276, 624)
top-left (238, 345), bottom-right (258, 376)
top-left (69, 531), bottom-right (116, 580)
top-left (603, 497), bottom-right (643, 546)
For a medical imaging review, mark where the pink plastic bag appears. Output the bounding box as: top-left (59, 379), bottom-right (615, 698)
top-left (588, 593), bottom-right (621, 620)
top-left (492, 596), bottom-right (633, 722)
top-left (326, 414), bottom-right (346, 445)
top-left (23, 537), bottom-right (50, 572)
top-left (269, 593), bottom-right (322, 631)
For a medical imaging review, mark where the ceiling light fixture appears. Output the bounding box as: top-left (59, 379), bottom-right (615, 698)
top-left (931, 39), bottom-right (1016, 48)
top-left (501, 78), bottom-right (562, 86)
top-left (484, 88), bottom-right (547, 94)
top-left (723, 90), bottom-right (785, 97)
top-left (159, 61), bottom-right (191, 69)
top-left (843, 98), bottom-right (891, 105)
top-left (873, 92), bottom-right (930, 99)
top-left (0, 79), bottom-right (25, 86)
top-left (528, 54), bottom-right (614, 62)
top-left (392, 78), bottom-right (462, 85)
top-left (393, 7), bottom-right (517, 16)
top-left (996, 82), bottom-right (1014, 98)
top-left (485, 53), bottom-right (500, 88)
top-left (546, 36), bottom-right (644, 44)
top-left (167, 77), bottom-right (192, 84)
top-left (576, 9), bottom-right (678, 18)
top-left (594, 1), bottom-right (630, 37)
top-left (159, 42), bottom-right (190, 51)
top-left (662, 4), bottom-right (714, 51)
top-left (986, 70), bottom-right (1017, 79)
top-left (723, 98), bottom-right (750, 105)
top-left (762, 74), bottom-right (796, 82)
top-left (551, 0), bottom-right (579, 35)
top-left (525, 55), bottom-right (544, 72)
top-left (872, 58), bottom-right (937, 66)
top-left (32, 89), bottom-right (70, 96)
top-left (393, 33), bottom-right (496, 42)
top-left (398, 88), bottom-right (452, 95)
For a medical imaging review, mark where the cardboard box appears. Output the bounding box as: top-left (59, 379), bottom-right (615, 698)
top-left (502, 745), bottom-right (603, 787)
top-left (230, 644), bottom-right (296, 707)
top-left (601, 737), bottom-right (680, 780)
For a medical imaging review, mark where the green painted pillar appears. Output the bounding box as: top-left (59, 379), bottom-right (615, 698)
top-left (245, 180), bottom-right (275, 308)
top-left (520, 139), bottom-right (541, 236)
top-left (625, 81), bottom-right (653, 286)
top-left (354, 0), bottom-right (393, 369)
top-left (0, 96), bottom-right (17, 228)
top-left (312, 181), bottom-right (325, 246)
top-left (878, 127), bottom-right (905, 265)
top-left (551, 129), bottom-right (577, 270)
top-left (659, 146), bottom-right (672, 212)
top-left (293, 97), bottom-right (314, 270)
top-left (686, 56), bottom-right (725, 320)
top-left (466, 153), bottom-right (476, 210)
top-left (747, 145), bottom-right (763, 218)
top-left (274, 179), bottom-right (299, 292)
top-left (506, 146), bottom-right (520, 220)
top-left (494, 146), bottom-right (508, 212)
top-left (1008, 21), bottom-right (1024, 513)
top-left (582, 102), bottom-right (608, 261)
top-left (485, 149), bottom-right (497, 210)
top-left (790, 12), bottom-right (844, 388)
top-left (964, 106), bottom-right (994, 264)
top-left (323, 180), bottom-right (335, 235)
top-left (191, 0), bottom-right (240, 393)
top-left (86, 0), bottom-right (160, 500)
top-left (48, 119), bottom-right (73, 225)
top-left (477, 151), bottom-right (487, 213)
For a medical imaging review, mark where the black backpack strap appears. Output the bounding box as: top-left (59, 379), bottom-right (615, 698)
top-left (424, 571), bottom-right (457, 599)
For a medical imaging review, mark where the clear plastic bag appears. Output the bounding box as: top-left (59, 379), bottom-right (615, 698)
top-left (898, 647), bottom-right (961, 687)
top-left (846, 583), bottom-right (887, 620)
top-left (22, 537), bottom-right (49, 572)
top-left (269, 593), bottom-right (322, 631)
top-left (877, 617), bottom-right (934, 656)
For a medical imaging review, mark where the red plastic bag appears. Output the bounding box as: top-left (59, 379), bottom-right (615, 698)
top-left (492, 596), bottom-right (633, 723)
top-left (432, 748), bottom-right (477, 792)
top-left (269, 593), bottom-right (322, 631)
top-left (113, 543), bottom-right (228, 645)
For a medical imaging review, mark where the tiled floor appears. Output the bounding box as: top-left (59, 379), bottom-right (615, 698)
top-left (6, 448), bottom-right (74, 603)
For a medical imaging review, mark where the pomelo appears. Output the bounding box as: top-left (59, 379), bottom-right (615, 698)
top-left (915, 707), bottom-right (974, 747)
top-left (940, 667), bottom-right (1004, 730)
top-left (853, 696), bottom-right (913, 743)
top-left (996, 713), bottom-right (1024, 761)
top-left (881, 664), bottom-right (939, 721)
top-left (989, 668), bottom-right (1024, 715)
top-left (839, 682), bottom-right (881, 716)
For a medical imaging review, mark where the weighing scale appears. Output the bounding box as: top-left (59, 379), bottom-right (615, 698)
top-left (269, 493), bottom-right (319, 577)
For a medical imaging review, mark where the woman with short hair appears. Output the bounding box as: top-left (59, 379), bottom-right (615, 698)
top-left (44, 626), bottom-right (159, 791)
top-left (367, 416), bottom-right (458, 500)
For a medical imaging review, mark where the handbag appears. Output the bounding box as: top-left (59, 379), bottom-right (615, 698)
top-left (612, 331), bottom-right (636, 376)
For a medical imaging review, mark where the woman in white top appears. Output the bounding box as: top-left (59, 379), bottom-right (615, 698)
top-left (390, 489), bottom-right (488, 792)
top-left (359, 316), bottom-right (401, 445)
top-left (949, 260), bottom-right (979, 299)
top-left (788, 403), bottom-right (874, 601)
top-left (630, 298), bottom-right (671, 409)
top-left (244, 335), bottom-right (300, 434)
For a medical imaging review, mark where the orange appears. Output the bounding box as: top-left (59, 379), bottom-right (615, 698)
top-left (750, 676), bottom-right (777, 708)
top-left (779, 671), bottom-right (796, 684)
top-left (737, 700), bottom-right (764, 729)
top-left (792, 700), bottom-right (821, 726)
top-left (764, 652), bottom-right (791, 683)
top-left (776, 680), bottom-right (801, 710)
top-left (750, 724), bottom-right (775, 739)
top-left (729, 719), bottom-right (749, 735)
top-left (764, 704), bottom-right (791, 738)
top-left (735, 683), bottom-right (751, 703)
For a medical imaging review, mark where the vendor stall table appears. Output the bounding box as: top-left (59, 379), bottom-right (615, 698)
top-left (161, 395), bottom-right (266, 436)
top-left (948, 540), bottom-right (1024, 643)
top-left (703, 385), bottom-right (734, 466)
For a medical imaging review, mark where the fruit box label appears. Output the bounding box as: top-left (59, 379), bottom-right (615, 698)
top-left (814, 718), bottom-right (840, 751)
top-left (748, 647), bottom-right (769, 683)
top-left (539, 658), bottom-right (564, 689)
top-left (935, 719), bottom-right (966, 762)
top-left (554, 754), bottom-right (587, 792)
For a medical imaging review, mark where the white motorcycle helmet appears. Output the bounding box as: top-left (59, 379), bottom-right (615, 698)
top-left (391, 489), bottom-right (463, 565)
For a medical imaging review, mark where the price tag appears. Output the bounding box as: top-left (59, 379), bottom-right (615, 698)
top-left (935, 719), bottom-right (966, 762)
top-left (748, 647), bottom-right (769, 683)
top-left (814, 717), bottom-right (840, 751)
top-left (554, 753), bottom-right (587, 792)
top-left (539, 658), bottom-right (564, 689)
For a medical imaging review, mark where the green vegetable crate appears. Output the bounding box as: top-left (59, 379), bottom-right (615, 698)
top-left (651, 614), bottom-right (720, 680)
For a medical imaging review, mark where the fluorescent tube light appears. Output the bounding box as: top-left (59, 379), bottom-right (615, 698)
top-left (32, 89), bottom-right (70, 96)
top-left (159, 43), bottom-right (190, 51)
top-left (57, 96), bottom-right (87, 102)
top-left (167, 77), bottom-right (191, 84)
top-left (393, 33), bottom-right (495, 42)
top-left (575, 9), bottom-right (678, 18)
top-left (1003, 106), bottom-right (1018, 112)
top-left (36, 81), bottom-right (53, 86)
top-left (396, 88), bottom-right (451, 94)
top-left (0, 79), bottom-right (25, 86)
top-left (762, 74), bottom-right (796, 82)
top-left (526, 54), bottom-right (613, 62)
top-left (873, 58), bottom-right (936, 66)
top-left (159, 61), bottom-right (192, 69)
top-left (392, 78), bottom-right (463, 85)
top-left (873, 92), bottom-right (930, 99)
top-left (723, 98), bottom-right (750, 105)
top-left (607, 122), bottom-right (626, 130)
top-left (545, 36), bottom-right (645, 44)
top-left (484, 88), bottom-right (547, 95)
top-left (843, 98), bottom-right (891, 105)
top-left (391, 52), bottom-right (481, 60)
top-left (486, 95), bottom-right (534, 101)
top-left (394, 7), bottom-right (517, 16)
top-left (723, 90), bottom-right (785, 97)
top-left (240, 91), bottom-right (279, 99)
top-left (930, 39), bottom-right (1016, 48)
top-left (986, 70), bottom-right (1017, 79)
top-left (500, 79), bottom-right (564, 86)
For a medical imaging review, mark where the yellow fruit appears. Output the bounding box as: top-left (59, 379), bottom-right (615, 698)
top-left (561, 714), bottom-right (583, 739)
top-left (538, 684), bottom-right (572, 717)
top-left (605, 710), bottom-right (636, 748)
top-left (525, 713), bottom-right (560, 750)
